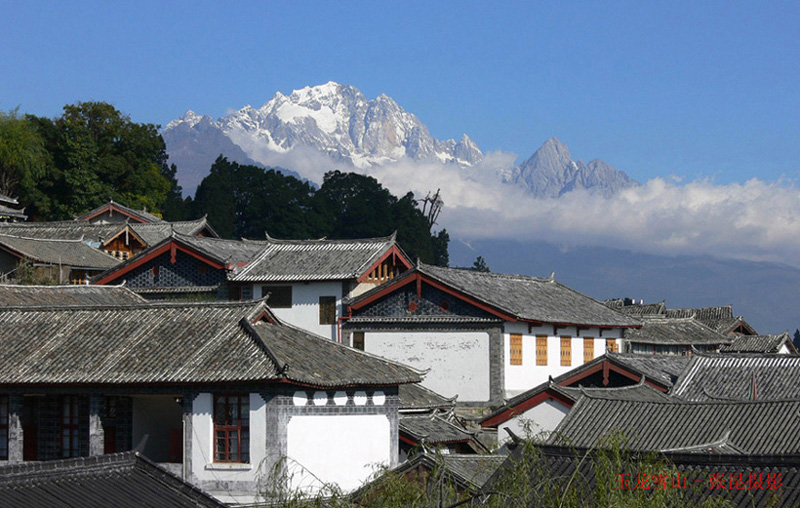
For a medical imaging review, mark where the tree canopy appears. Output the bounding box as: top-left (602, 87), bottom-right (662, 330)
top-left (22, 102), bottom-right (174, 220)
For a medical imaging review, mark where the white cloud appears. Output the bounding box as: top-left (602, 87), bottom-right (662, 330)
top-left (245, 145), bottom-right (800, 269)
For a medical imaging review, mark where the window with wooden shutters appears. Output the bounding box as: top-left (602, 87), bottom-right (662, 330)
top-left (584, 337), bottom-right (594, 363)
top-left (560, 336), bottom-right (572, 366)
top-left (319, 296), bottom-right (336, 324)
top-left (352, 331), bottom-right (365, 351)
top-left (263, 286), bottom-right (292, 308)
top-left (607, 339), bottom-right (619, 353)
top-left (536, 336), bottom-right (548, 366)
top-left (214, 394), bottom-right (249, 463)
top-left (509, 334), bottom-right (523, 365)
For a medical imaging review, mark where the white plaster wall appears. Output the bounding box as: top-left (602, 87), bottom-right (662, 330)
top-left (191, 393), bottom-right (267, 484)
top-left (286, 414), bottom-right (390, 492)
top-left (499, 399), bottom-right (570, 445)
top-left (255, 282), bottom-right (342, 341)
top-left (364, 331), bottom-right (491, 402)
top-left (504, 325), bottom-right (622, 398)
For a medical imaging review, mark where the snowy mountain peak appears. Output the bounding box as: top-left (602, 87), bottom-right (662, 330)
top-left (163, 82), bottom-right (484, 177)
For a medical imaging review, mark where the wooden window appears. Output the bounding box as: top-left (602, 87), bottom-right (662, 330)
top-left (509, 334), bottom-right (523, 365)
top-left (61, 396), bottom-right (80, 458)
top-left (214, 394), bottom-right (249, 463)
top-left (319, 296), bottom-right (336, 325)
top-left (560, 336), bottom-right (572, 366)
top-left (536, 336), bottom-right (548, 366)
top-left (352, 331), bottom-right (365, 351)
top-left (263, 286), bottom-right (292, 308)
top-left (584, 337), bottom-right (594, 363)
top-left (0, 396), bottom-right (7, 460)
top-left (607, 339), bottom-right (619, 353)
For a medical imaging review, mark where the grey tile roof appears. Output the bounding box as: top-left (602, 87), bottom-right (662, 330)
top-left (75, 200), bottom-right (166, 223)
top-left (608, 353), bottom-right (693, 387)
top-left (399, 383), bottom-right (455, 411)
top-left (665, 305), bottom-right (757, 335)
top-left (0, 284), bottom-right (146, 306)
top-left (400, 414), bottom-right (474, 444)
top-left (252, 321), bottom-right (421, 387)
top-left (0, 217), bottom-right (214, 246)
top-left (549, 395), bottom-right (800, 454)
top-left (0, 299), bottom-right (420, 387)
top-left (0, 233), bottom-right (119, 269)
top-left (0, 451), bottom-right (226, 508)
top-left (346, 315), bottom-right (502, 324)
top-left (670, 353), bottom-right (800, 401)
top-left (175, 234), bottom-right (267, 266)
top-left (624, 316), bottom-right (731, 345)
top-left (351, 263), bottom-right (641, 327)
top-left (605, 299), bottom-right (666, 316)
top-left (721, 333), bottom-right (797, 354)
top-left (483, 444), bottom-right (800, 508)
top-left (128, 217), bottom-right (218, 244)
top-left (390, 452), bottom-right (506, 492)
top-left (232, 233), bottom-right (407, 282)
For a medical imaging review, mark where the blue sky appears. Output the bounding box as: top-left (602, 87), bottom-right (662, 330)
top-left (2, 1), bottom-right (799, 185)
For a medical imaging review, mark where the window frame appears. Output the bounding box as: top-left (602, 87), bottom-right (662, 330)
top-left (536, 336), bottom-right (548, 366)
top-left (607, 338), bottom-right (619, 353)
top-left (61, 395), bottom-right (80, 458)
top-left (583, 337), bottom-right (594, 363)
top-left (319, 296), bottom-right (337, 325)
top-left (509, 333), bottom-right (523, 365)
top-left (560, 336), bottom-right (572, 366)
top-left (352, 331), bottom-right (365, 351)
top-left (214, 394), bottom-right (250, 463)
top-left (263, 286), bottom-right (292, 308)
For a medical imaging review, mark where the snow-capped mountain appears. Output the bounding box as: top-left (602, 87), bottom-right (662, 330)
top-left (506, 137), bottom-right (639, 198)
top-left (162, 82), bottom-right (483, 193)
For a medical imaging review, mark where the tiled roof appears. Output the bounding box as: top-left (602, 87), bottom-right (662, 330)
top-left (0, 284), bottom-right (145, 306)
top-left (400, 414), bottom-right (474, 444)
top-left (399, 383), bottom-right (455, 411)
top-left (389, 452), bottom-right (505, 492)
top-left (549, 395), bottom-right (800, 454)
top-left (605, 299), bottom-right (666, 316)
top-left (670, 353), bottom-right (800, 401)
top-left (608, 353), bottom-right (693, 387)
top-left (251, 320), bottom-right (422, 387)
top-left (720, 333), bottom-right (797, 354)
top-left (0, 217), bottom-right (214, 246)
top-left (0, 451), bottom-right (226, 508)
top-left (176, 234), bottom-right (266, 266)
top-left (624, 317), bottom-right (731, 345)
top-left (232, 233), bottom-right (408, 282)
top-left (351, 263), bottom-right (641, 328)
top-left (481, 373), bottom-right (672, 428)
top-left (128, 218), bottom-right (218, 245)
top-left (0, 234), bottom-right (119, 269)
top-left (0, 299), bottom-right (420, 388)
top-left (346, 315), bottom-right (502, 324)
top-left (483, 444), bottom-right (800, 508)
top-left (665, 305), bottom-right (756, 335)
top-left (75, 200), bottom-right (166, 223)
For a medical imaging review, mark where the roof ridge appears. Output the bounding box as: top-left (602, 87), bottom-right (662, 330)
top-left (0, 297), bottom-right (265, 313)
top-left (0, 233), bottom-right (91, 243)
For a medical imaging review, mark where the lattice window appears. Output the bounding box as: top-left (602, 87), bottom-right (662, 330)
top-left (319, 296), bottom-right (336, 325)
top-left (536, 336), bottom-right (548, 366)
top-left (214, 394), bottom-right (249, 463)
top-left (560, 337), bottom-right (572, 366)
top-left (607, 339), bottom-right (619, 353)
top-left (509, 334), bottom-right (523, 365)
top-left (584, 337), bottom-right (594, 363)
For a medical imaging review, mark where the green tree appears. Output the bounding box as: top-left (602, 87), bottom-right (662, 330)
top-left (794, 329), bottom-right (800, 350)
top-left (26, 101), bottom-right (175, 220)
top-left (0, 109), bottom-right (50, 202)
top-left (472, 255), bottom-right (490, 272)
